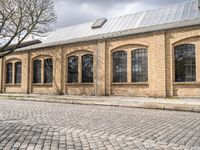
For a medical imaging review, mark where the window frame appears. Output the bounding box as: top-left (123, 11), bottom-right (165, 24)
top-left (14, 61), bottom-right (22, 84)
top-left (81, 54), bottom-right (94, 83)
top-left (33, 59), bottom-right (42, 84)
top-left (66, 52), bottom-right (94, 85)
top-left (5, 60), bottom-right (22, 85)
top-left (112, 50), bottom-right (127, 83)
top-left (32, 56), bottom-right (54, 85)
top-left (6, 62), bottom-right (13, 84)
top-left (131, 48), bottom-right (148, 83)
top-left (44, 58), bottom-right (53, 84)
top-left (67, 55), bottom-right (79, 83)
top-left (174, 44), bottom-right (196, 83)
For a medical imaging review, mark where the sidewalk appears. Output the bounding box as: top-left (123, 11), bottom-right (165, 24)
top-left (0, 94), bottom-right (200, 112)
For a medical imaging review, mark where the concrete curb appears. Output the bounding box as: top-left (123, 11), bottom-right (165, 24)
top-left (0, 95), bottom-right (200, 113)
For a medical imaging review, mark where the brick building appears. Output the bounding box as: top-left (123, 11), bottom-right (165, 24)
top-left (1, 0), bottom-right (200, 97)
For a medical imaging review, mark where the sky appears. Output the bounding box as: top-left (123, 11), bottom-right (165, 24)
top-left (52, 0), bottom-right (193, 29)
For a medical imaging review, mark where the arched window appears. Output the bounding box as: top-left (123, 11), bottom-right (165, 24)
top-left (44, 58), bottom-right (53, 83)
top-left (132, 49), bottom-right (148, 82)
top-left (113, 51), bottom-right (127, 82)
top-left (175, 44), bottom-right (196, 82)
top-left (33, 59), bottom-right (41, 83)
top-left (68, 56), bottom-right (78, 83)
top-left (15, 62), bottom-right (22, 84)
top-left (6, 63), bottom-right (13, 84)
top-left (82, 54), bottom-right (93, 83)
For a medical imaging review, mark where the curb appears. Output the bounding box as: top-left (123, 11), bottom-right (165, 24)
top-left (0, 96), bottom-right (200, 113)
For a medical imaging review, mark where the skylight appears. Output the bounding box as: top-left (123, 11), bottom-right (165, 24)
top-left (91, 18), bottom-right (107, 29)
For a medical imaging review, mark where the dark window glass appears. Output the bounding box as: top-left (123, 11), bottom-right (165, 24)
top-left (15, 62), bottom-right (22, 84)
top-left (82, 54), bottom-right (93, 83)
top-left (175, 44), bottom-right (196, 82)
top-left (6, 63), bottom-right (13, 84)
top-left (132, 49), bottom-right (148, 82)
top-left (33, 59), bottom-right (41, 83)
top-left (44, 58), bottom-right (53, 83)
top-left (113, 51), bottom-right (127, 82)
top-left (68, 56), bottom-right (78, 83)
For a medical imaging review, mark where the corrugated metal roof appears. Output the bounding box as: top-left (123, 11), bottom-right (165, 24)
top-left (17, 0), bottom-right (200, 51)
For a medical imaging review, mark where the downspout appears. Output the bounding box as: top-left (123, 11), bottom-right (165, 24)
top-left (27, 51), bottom-right (30, 94)
top-left (61, 45), bottom-right (65, 95)
top-left (0, 58), bottom-right (4, 93)
top-left (95, 41), bottom-right (99, 96)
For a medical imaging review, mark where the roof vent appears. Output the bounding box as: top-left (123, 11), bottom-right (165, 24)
top-left (92, 18), bottom-right (107, 29)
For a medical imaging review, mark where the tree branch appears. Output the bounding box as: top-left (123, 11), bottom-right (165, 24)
top-left (0, 0), bottom-right (56, 57)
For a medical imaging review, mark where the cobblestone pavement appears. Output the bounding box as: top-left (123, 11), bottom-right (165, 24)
top-left (0, 100), bottom-right (200, 150)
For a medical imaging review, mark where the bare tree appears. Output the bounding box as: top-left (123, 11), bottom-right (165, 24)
top-left (0, 0), bottom-right (56, 58)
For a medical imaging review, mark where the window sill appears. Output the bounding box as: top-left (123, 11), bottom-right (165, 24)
top-left (66, 83), bottom-right (93, 86)
top-left (112, 82), bottom-right (149, 85)
top-left (5, 84), bottom-right (21, 86)
top-left (173, 82), bottom-right (200, 85)
top-left (32, 83), bottom-right (53, 87)
top-left (131, 82), bottom-right (149, 85)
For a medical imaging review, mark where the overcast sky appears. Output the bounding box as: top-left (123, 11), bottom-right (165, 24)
top-left (52, 0), bottom-right (192, 29)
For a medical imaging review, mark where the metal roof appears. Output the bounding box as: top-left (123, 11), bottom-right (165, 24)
top-left (17, 0), bottom-right (200, 52)
top-left (3, 40), bottom-right (41, 52)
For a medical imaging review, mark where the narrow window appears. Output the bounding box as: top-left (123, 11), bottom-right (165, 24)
top-left (6, 63), bottom-right (13, 84)
top-left (33, 59), bottom-right (41, 83)
top-left (82, 54), bottom-right (93, 83)
top-left (68, 56), bottom-right (78, 83)
top-left (15, 62), bottom-right (22, 84)
top-left (175, 44), bottom-right (196, 82)
top-left (44, 58), bottom-right (53, 83)
top-left (132, 49), bottom-right (148, 82)
top-left (113, 51), bottom-right (127, 82)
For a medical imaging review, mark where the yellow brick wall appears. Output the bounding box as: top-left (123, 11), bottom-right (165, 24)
top-left (62, 42), bottom-right (96, 96)
top-left (0, 26), bottom-right (200, 97)
top-left (166, 26), bottom-right (200, 97)
top-left (107, 32), bottom-right (166, 97)
top-left (29, 47), bottom-right (62, 95)
top-left (2, 52), bottom-right (29, 93)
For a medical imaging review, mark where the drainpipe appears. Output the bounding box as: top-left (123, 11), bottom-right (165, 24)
top-left (61, 45), bottom-right (65, 95)
top-left (0, 58), bottom-right (4, 93)
top-left (27, 51), bottom-right (30, 94)
top-left (95, 41), bottom-right (99, 96)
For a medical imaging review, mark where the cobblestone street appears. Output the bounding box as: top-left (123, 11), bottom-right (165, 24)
top-left (0, 100), bottom-right (200, 150)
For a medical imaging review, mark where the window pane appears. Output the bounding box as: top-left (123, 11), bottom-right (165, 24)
top-left (175, 44), bottom-right (196, 82)
top-left (132, 49), bottom-right (148, 82)
top-left (15, 62), bottom-right (22, 84)
top-left (6, 63), bottom-right (13, 84)
top-left (44, 58), bottom-right (53, 83)
top-left (68, 56), bottom-right (78, 83)
top-left (33, 59), bottom-right (41, 83)
top-left (82, 54), bottom-right (93, 83)
top-left (113, 51), bottom-right (127, 82)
